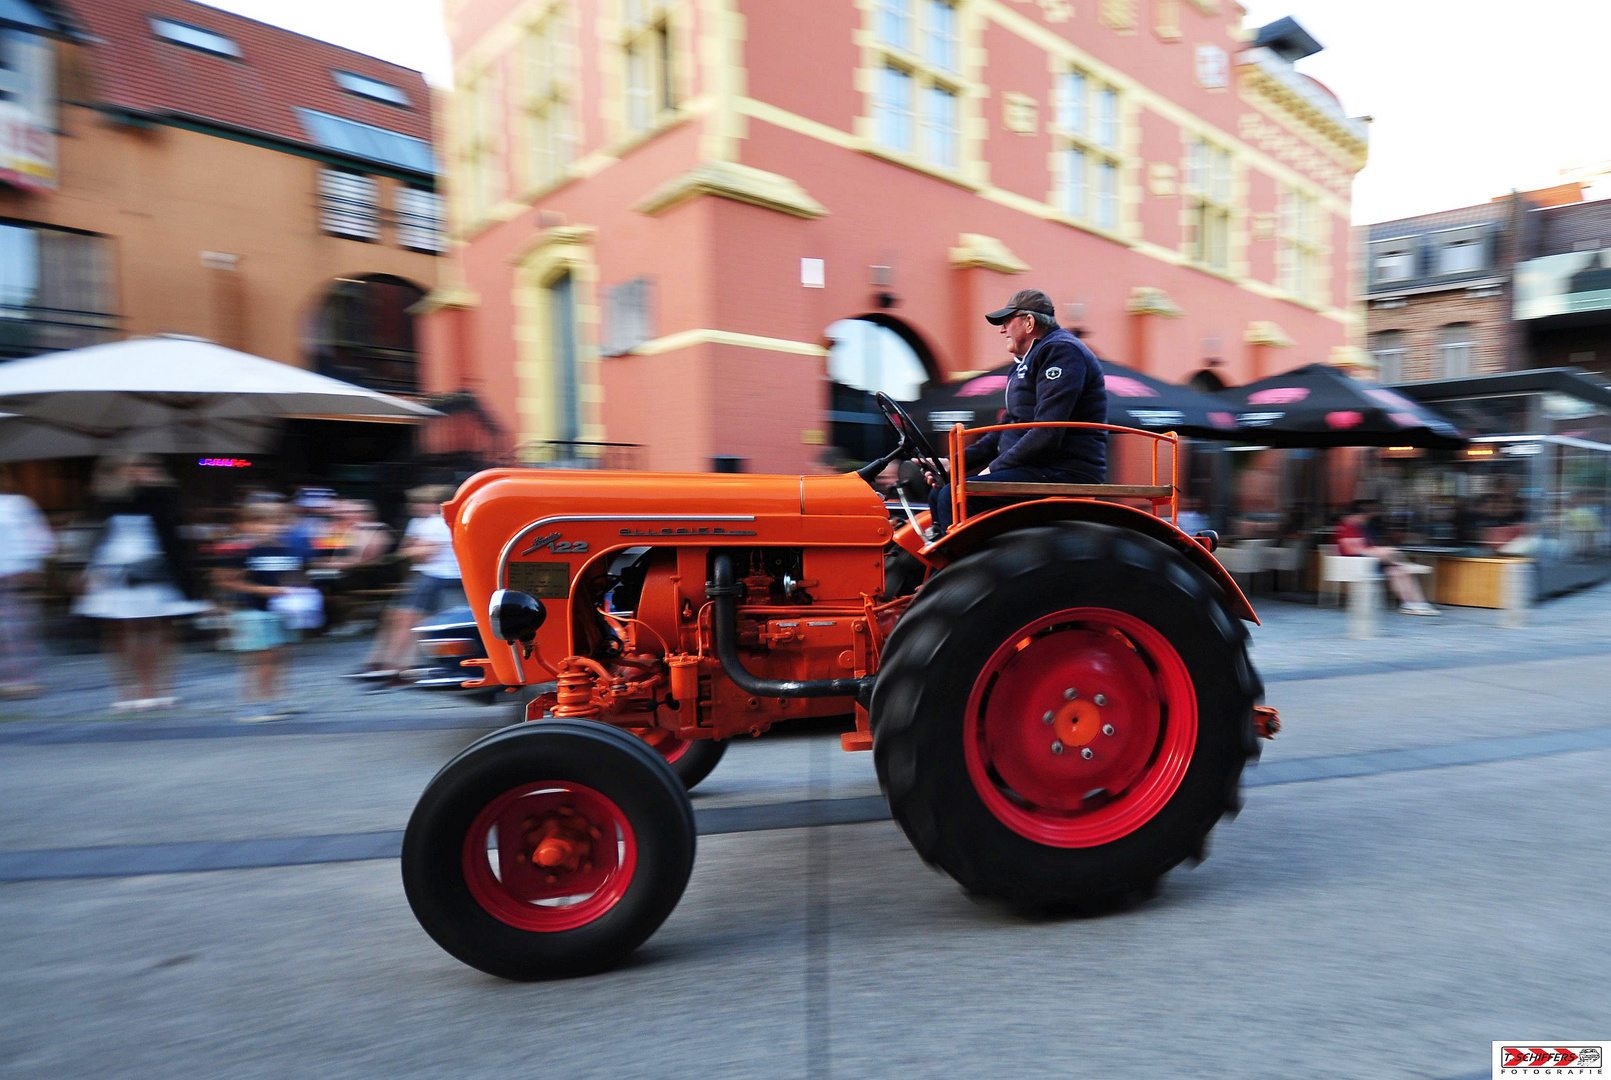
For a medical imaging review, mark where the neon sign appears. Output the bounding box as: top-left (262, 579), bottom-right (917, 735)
top-left (198, 458), bottom-right (252, 468)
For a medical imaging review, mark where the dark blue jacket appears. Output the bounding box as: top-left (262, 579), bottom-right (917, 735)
top-left (963, 327), bottom-right (1107, 479)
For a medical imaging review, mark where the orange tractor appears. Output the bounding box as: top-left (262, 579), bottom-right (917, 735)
top-left (402, 396), bottom-right (1276, 979)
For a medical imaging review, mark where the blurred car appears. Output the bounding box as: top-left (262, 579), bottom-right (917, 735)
top-left (410, 605), bottom-right (547, 717)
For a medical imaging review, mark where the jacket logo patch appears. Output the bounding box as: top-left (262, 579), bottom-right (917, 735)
top-left (1045, 366), bottom-right (1062, 380)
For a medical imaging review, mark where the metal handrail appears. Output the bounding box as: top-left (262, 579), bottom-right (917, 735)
top-left (947, 421), bottom-right (1179, 527)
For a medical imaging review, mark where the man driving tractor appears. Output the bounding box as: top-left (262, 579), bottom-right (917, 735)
top-left (927, 288), bottom-right (1109, 534)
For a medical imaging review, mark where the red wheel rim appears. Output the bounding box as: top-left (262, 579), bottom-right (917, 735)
top-left (461, 781), bottom-right (638, 931)
top-left (963, 607), bottom-right (1197, 848)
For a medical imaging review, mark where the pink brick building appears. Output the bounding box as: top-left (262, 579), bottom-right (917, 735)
top-left (424, 0), bottom-right (1367, 473)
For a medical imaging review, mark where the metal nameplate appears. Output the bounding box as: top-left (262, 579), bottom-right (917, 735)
top-left (507, 561), bottom-right (571, 600)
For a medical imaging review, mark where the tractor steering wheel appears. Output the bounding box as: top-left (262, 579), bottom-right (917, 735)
top-left (855, 392), bottom-right (951, 488)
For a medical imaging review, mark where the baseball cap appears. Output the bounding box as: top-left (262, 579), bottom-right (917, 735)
top-left (985, 288), bottom-right (1057, 325)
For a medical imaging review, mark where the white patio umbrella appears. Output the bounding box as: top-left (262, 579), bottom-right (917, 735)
top-left (0, 335), bottom-right (437, 460)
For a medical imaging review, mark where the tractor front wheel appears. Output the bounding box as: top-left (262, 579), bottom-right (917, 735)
top-left (871, 522), bottom-right (1260, 910)
top-left (402, 719), bottom-right (695, 979)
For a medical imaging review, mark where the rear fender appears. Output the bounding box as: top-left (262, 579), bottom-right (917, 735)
top-left (923, 500), bottom-right (1258, 624)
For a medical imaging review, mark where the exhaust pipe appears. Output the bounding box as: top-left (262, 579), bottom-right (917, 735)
top-left (708, 553), bottom-right (874, 704)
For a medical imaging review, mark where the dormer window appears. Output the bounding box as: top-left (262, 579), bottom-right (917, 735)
top-left (1372, 240), bottom-right (1414, 284)
top-left (334, 70), bottom-right (411, 108)
top-left (150, 17), bottom-right (240, 58)
top-left (1436, 232), bottom-right (1485, 275)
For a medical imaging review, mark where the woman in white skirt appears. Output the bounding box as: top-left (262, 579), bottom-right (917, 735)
top-left (75, 456), bottom-right (209, 712)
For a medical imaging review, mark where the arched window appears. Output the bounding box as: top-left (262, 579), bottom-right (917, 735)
top-left (825, 317), bottom-right (932, 465)
top-left (1372, 330), bottom-right (1407, 384)
top-left (1437, 323), bottom-right (1473, 380)
top-left (310, 274), bottom-right (425, 393)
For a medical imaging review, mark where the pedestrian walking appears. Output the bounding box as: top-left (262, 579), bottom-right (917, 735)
top-left (218, 500), bottom-right (322, 722)
top-left (0, 468), bottom-right (56, 699)
top-left (74, 455), bottom-right (208, 712)
top-left (350, 485), bottom-right (463, 684)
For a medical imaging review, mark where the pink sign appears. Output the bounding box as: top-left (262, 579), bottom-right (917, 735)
top-left (1248, 387), bottom-right (1310, 405)
top-left (1104, 375), bottom-right (1158, 398)
top-left (1325, 411), bottom-right (1363, 429)
top-left (1209, 411), bottom-right (1236, 429)
top-left (958, 375), bottom-right (1009, 397)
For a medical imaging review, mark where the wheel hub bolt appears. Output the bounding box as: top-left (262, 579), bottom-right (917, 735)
top-left (1081, 747), bottom-right (1094, 760)
top-left (1042, 710), bottom-right (1055, 724)
top-left (1051, 741), bottom-right (1064, 755)
top-left (1064, 688), bottom-right (1078, 700)
top-left (1102, 723), bottom-right (1115, 736)
top-left (1094, 694), bottom-right (1107, 707)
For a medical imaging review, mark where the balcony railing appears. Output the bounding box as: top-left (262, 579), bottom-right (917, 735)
top-left (516, 439), bottom-right (645, 471)
top-left (0, 307), bottom-right (121, 360)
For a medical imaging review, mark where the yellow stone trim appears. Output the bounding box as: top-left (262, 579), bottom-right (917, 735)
top-left (949, 233), bottom-right (1030, 273)
top-left (634, 160), bottom-right (827, 218)
top-left (698, 0), bottom-right (747, 161)
top-left (1002, 91), bottom-right (1039, 135)
top-left (632, 328), bottom-right (829, 357)
top-left (512, 226), bottom-right (604, 445)
top-left (1126, 286), bottom-right (1183, 317)
top-left (410, 285), bottom-right (482, 315)
top-left (1238, 59), bottom-right (1368, 169)
top-left (1245, 320), bottom-right (1294, 348)
top-left (1328, 344), bottom-right (1373, 372)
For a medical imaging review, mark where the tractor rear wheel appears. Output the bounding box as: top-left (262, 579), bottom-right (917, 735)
top-left (871, 522), bottom-right (1260, 910)
top-left (402, 719), bottom-right (695, 979)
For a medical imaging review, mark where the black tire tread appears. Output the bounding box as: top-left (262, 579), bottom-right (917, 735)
top-left (871, 521), bottom-right (1259, 908)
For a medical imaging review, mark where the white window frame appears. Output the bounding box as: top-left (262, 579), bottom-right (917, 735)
top-left (620, 0), bottom-right (677, 136)
top-left (1184, 136), bottom-right (1233, 270)
top-left (394, 187), bottom-right (444, 253)
top-left (334, 71), bottom-right (410, 108)
top-left (1438, 323), bottom-right (1474, 379)
top-left (867, 0), bottom-right (967, 173)
top-left (1373, 245), bottom-right (1415, 284)
top-left (1438, 235), bottom-right (1484, 275)
top-left (319, 169), bottom-right (379, 242)
top-left (1051, 66), bottom-right (1123, 231)
top-left (522, 3), bottom-right (577, 193)
top-left (149, 17), bottom-right (240, 58)
top-left (1372, 331), bottom-right (1406, 384)
top-left (1277, 186), bottom-right (1322, 302)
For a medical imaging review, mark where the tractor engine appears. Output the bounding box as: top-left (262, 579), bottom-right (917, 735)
top-left (538, 544), bottom-right (891, 743)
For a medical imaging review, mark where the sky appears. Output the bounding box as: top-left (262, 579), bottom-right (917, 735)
top-left (205, 0), bottom-right (1604, 225)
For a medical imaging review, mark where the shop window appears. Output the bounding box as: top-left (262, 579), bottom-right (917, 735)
top-left (1184, 136), bottom-right (1233, 270)
top-left (1053, 67), bottom-right (1122, 230)
top-left (310, 275), bottom-right (426, 393)
top-left (1437, 323), bottom-right (1474, 379)
top-left (0, 221), bottom-right (117, 359)
top-left (868, 0), bottom-right (966, 172)
top-left (1371, 330), bottom-right (1406, 385)
top-left (319, 169), bottom-right (379, 241)
top-left (522, 3), bottom-right (576, 191)
top-left (394, 187), bottom-right (444, 253)
top-left (1277, 186), bottom-right (1322, 302)
top-left (621, 0), bottom-right (676, 135)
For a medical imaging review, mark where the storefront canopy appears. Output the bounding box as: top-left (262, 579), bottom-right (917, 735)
top-left (0, 334), bottom-right (437, 459)
top-left (915, 359), bottom-right (1237, 439)
top-left (1216, 363), bottom-right (1467, 449)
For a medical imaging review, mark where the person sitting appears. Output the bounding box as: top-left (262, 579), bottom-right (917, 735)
top-left (1335, 501), bottom-right (1438, 616)
top-left (927, 288), bottom-right (1107, 535)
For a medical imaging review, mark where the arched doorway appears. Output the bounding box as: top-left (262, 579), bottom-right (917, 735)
top-left (825, 317), bottom-right (934, 465)
top-left (309, 274), bottom-right (426, 393)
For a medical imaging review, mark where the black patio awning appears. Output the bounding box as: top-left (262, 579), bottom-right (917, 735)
top-left (915, 359), bottom-right (1238, 440)
top-left (1215, 363), bottom-right (1468, 448)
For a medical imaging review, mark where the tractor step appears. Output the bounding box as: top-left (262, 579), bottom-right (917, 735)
top-left (840, 731), bottom-right (873, 752)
